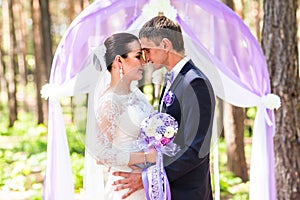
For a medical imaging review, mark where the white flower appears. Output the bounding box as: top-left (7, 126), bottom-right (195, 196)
top-left (149, 117), bottom-right (164, 127)
top-left (142, 121), bottom-right (156, 137)
top-left (143, 119), bottom-right (158, 137)
top-left (142, 0), bottom-right (177, 22)
top-left (145, 126), bottom-right (156, 137)
top-left (155, 133), bottom-right (162, 140)
top-left (261, 93), bottom-right (281, 110)
top-left (164, 126), bottom-right (175, 138)
top-left (142, 115), bottom-right (164, 137)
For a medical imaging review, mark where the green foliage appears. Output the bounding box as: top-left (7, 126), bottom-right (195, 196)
top-left (0, 113), bottom-right (47, 195)
top-left (246, 107), bottom-right (256, 119)
top-left (211, 138), bottom-right (250, 199)
top-left (65, 124), bottom-right (85, 192)
top-left (244, 107), bottom-right (256, 137)
top-left (143, 84), bottom-right (155, 104)
top-left (71, 153), bottom-right (84, 192)
top-left (66, 124), bottom-right (85, 155)
top-left (0, 112), bottom-right (85, 198)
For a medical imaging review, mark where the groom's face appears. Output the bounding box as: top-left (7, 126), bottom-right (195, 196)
top-left (140, 37), bottom-right (166, 70)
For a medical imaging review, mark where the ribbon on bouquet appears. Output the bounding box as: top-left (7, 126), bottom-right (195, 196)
top-left (137, 112), bottom-right (180, 200)
top-left (142, 151), bottom-right (171, 200)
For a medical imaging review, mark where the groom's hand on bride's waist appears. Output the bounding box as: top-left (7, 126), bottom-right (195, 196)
top-left (112, 170), bottom-right (143, 199)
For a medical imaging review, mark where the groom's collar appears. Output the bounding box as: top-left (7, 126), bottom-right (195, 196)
top-left (170, 56), bottom-right (190, 81)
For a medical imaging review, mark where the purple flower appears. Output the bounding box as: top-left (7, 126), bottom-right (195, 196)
top-left (163, 91), bottom-right (175, 107)
top-left (156, 126), bottom-right (166, 135)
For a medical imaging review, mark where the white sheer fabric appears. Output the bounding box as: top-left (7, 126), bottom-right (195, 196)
top-left (43, 57), bottom-right (100, 200)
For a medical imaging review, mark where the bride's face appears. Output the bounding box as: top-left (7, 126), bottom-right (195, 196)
top-left (121, 40), bottom-right (145, 81)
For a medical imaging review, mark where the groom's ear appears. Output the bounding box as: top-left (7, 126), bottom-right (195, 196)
top-left (162, 38), bottom-right (172, 51)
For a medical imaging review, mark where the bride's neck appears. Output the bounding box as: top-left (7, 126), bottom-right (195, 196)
top-left (110, 78), bottom-right (131, 94)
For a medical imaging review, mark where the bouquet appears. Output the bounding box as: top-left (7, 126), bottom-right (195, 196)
top-left (137, 112), bottom-right (179, 153)
top-left (137, 112), bottom-right (180, 200)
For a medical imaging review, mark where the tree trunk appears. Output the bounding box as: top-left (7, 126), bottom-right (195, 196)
top-left (80, 0), bottom-right (90, 10)
top-left (19, 0), bottom-right (28, 86)
top-left (67, 0), bottom-right (76, 123)
top-left (223, 103), bottom-right (248, 181)
top-left (0, 4), bottom-right (5, 101)
top-left (224, 0), bottom-right (235, 10)
top-left (31, 0), bottom-right (47, 124)
top-left (2, 0), bottom-right (18, 127)
top-left (13, 0), bottom-right (28, 112)
top-left (39, 0), bottom-right (52, 79)
top-left (0, 44), bottom-right (7, 107)
top-left (262, 0), bottom-right (300, 199)
top-left (39, 0), bottom-right (52, 124)
top-left (223, 0), bottom-right (249, 182)
top-left (68, 0), bottom-right (75, 23)
top-left (233, 0), bottom-right (245, 19)
top-left (252, 0), bottom-right (262, 42)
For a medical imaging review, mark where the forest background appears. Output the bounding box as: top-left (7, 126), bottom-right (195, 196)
top-left (0, 0), bottom-right (299, 199)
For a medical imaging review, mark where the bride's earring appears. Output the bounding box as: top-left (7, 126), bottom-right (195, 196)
top-left (119, 66), bottom-right (123, 80)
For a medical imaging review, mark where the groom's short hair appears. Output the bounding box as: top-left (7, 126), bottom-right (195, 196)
top-left (139, 16), bottom-right (184, 53)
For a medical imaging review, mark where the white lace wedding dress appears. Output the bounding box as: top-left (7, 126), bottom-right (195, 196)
top-left (95, 88), bottom-right (153, 200)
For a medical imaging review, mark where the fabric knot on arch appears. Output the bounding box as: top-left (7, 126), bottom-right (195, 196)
top-left (261, 93), bottom-right (281, 110)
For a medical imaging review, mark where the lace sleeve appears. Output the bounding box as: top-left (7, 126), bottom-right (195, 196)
top-left (95, 94), bottom-right (130, 167)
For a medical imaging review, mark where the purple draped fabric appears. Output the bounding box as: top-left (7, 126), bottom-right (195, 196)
top-left (173, 0), bottom-right (270, 95)
top-left (50, 0), bottom-right (147, 84)
top-left (45, 0), bottom-right (276, 199)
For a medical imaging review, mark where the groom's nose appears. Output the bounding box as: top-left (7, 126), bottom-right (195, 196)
top-left (145, 54), bottom-right (151, 63)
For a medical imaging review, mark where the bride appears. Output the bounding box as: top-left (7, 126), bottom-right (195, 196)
top-left (91, 32), bottom-right (155, 199)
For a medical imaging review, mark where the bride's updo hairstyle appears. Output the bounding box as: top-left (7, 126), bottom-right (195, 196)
top-left (104, 32), bottom-right (139, 71)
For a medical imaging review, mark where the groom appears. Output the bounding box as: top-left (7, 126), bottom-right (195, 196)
top-left (113, 16), bottom-right (215, 199)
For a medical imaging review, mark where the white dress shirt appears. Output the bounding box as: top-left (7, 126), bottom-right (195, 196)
top-left (160, 56), bottom-right (190, 111)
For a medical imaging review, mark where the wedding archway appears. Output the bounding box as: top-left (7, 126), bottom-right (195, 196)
top-left (42, 0), bottom-right (280, 199)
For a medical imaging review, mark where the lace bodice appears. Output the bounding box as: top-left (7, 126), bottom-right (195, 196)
top-left (95, 88), bottom-right (153, 169)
